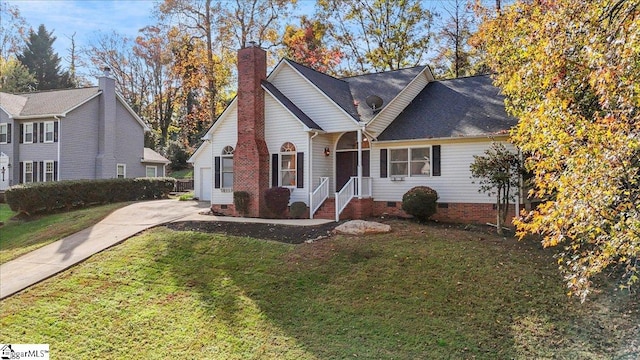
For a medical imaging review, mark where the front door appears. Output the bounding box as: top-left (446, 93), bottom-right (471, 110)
top-left (0, 153), bottom-right (9, 190)
top-left (336, 150), bottom-right (369, 191)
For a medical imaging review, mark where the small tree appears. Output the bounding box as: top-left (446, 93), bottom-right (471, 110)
top-left (470, 142), bottom-right (521, 235)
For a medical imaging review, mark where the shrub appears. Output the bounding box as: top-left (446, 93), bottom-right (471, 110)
top-left (289, 201), bottom-right (308, 219)
top-left (402, 186), bottom-right (438, 221)
top-left (5, 178), bottom-right (176, 216)
top-left (264, 187), bottom-right (291, 218)
top-left (233, 191), bottom-right (251, 216)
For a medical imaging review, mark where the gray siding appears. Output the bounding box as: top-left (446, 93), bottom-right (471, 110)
top-left (114, 102), bottom-right (145, 178)
top-left (60, 97), bottom-right (100, 180)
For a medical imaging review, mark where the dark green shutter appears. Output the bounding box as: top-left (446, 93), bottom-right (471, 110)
top-left (33, 123), bottom-right (38, 143)
top-left (54, 161), bottom-right (58, 181)
top-left (296, 152), bottom-right (303, 188)
top-left (19, 162), bottom-right (23, 183)
top-left (380, 149), bottom-right (388, 178)
top-left (432, 145), bottom-right (441, 176)
top-left (39, 161), bottom-right (44, 182)
top-left (19, 124), bottom-right (23, 144)
top-left (6, 123), bottom-right (11, 143)
top-left (54, 121), bottom-right (59, 142)
top-left (39, 122), bottom-right (44, 142)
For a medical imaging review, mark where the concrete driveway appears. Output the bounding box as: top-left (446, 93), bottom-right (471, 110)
top-left (0, 199), bottom-right (208, 299)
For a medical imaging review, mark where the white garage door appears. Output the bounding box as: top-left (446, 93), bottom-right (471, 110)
top-left (200, 167), bottom-right (212, 201)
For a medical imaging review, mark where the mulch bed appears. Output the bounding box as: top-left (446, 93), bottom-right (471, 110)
top-left (165, 220), bottom-right (339, 244)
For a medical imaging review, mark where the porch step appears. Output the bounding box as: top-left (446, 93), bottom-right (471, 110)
top-left (313, 198), bottom-right (336, 220)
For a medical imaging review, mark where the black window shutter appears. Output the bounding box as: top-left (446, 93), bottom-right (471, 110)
top-left (296, 152), bottom-right (304, 188)
top-left (271, 154), bottom-right (279, 187)
top-left (39, 122), bottom-right (44, 142)
top-left (380, 149), bottom-right (388, 178)
top-left (54, 121), bottom-right (59, 142)
top-left (39, 161), bottom-right (44, 182)
top-left (214, 156), bottom-right (221, 189)
top-left (19, 162), bottom-right (23, 183)
top-left (7, 123), bottom-right (11, 143)
top-left (33, 162), bottom-right (39, 182)
top-left (19, 124), bottom-right (23, 144)
top-left (33, 123), bottom-right (38, 143)
top-left (432, 145), bottom-right (441, 176)
top-left (54, 161), bottom-right (58, 181)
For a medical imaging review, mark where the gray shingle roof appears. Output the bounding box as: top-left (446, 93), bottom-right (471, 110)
top-left (143, 148), bottom-right (170, 164)
top-left (0, 87), bottom-right (100, 117)
top-left (262, 80), bottom-right (323, 131)
top-left (343, 66), bottom-right (426, 123)
top-left (377, 75), bottom-right (517, 141)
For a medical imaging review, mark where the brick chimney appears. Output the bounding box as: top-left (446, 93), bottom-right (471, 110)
top-left (234, 42), bottom-right (270, 217)
top-left (96, 66), bottom-right (117, 178)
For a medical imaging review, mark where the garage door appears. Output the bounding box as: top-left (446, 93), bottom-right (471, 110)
top-left (200, 167), bottom-right (212, 201)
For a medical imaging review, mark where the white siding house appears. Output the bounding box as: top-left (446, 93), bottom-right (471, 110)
top-left (190, 45), bottom-right (519, 223)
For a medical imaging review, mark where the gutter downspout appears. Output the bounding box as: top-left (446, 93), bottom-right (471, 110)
top-left (309, 131), bottom-right (319, 219)
top-left (55, 116), bottom-right (61, 180)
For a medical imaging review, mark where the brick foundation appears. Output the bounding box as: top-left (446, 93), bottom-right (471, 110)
top-left (373, 201), bottom-right (518, 225)
top-left (211, 204), bottom-right (239, 217)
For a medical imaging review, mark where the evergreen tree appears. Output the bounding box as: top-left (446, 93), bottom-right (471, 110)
top-left (17, 24), bottom-right (71, 90)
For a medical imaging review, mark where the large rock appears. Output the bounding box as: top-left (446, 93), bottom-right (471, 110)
top-left (334, 220), bottom-right (391, 235)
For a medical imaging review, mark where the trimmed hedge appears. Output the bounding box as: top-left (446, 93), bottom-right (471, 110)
top-left (5, 178), bottom-right (176, 216)
top-left (264, 187), bottom-right (291, 218)
top-left (402, 186), bottom-right (439, 221)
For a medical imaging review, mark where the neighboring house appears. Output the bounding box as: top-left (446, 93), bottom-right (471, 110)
top-left (189, 45), bottom-right (519, 223)
top-left (0, 68), bottom-right (169, 191)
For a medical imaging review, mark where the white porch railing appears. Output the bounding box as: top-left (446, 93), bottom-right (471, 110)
top-left (356, 177), bottom-right (372, 198)
top-left (309, 177), bottom-right (329, 219)
top-left (335, 177), bottom-right (356, 222)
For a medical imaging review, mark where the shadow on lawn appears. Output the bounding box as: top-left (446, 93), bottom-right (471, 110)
top-left (157, 221), bottom-right (635, 359)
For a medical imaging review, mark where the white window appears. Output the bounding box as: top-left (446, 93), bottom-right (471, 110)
top-left (0, 123), bottom-right (7, 144)
top-left (146, 166), bottom-right (157, 178)
top-left (280, 142), bottom-right (296, 187)
top-left (45, 161), bottom-right (54, 182)
top-left (24, 161), bottom-right (33, 183)
top-left (390, 147), bottom-right (431, 177)
top-left (221, 145), bottom-right (234, 189)
top-left (116, 164), bottom-right (126, 179)
top-left (23, 122), bottom-right (33, 143)
top-left (44, 121), bottom-right (55, 143)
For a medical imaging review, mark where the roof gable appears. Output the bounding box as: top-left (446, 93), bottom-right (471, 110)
top-left (14, 87), bottom-right (100, 117)
top-left (378, 75), bottom-right (517, 141)
top-left (343, 66), bottom-right (427, 123)
top-left (0, 92), bottom-right (28, 116)
top-left (261, 80), bottom-right (323, 131)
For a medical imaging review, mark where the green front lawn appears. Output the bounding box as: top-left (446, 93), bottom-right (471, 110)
top-left (0, 202), bottom-right (131, 264)
top-left (0, 203), bottom-right (15, 223)
top-left (1, 221), bottom-right (636, 359)
top-left (169, 168), bottom-right (193, 179)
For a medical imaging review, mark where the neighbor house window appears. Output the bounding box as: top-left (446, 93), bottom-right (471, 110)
top-left (280, 142), bottom-right (296, 187)
top-left (24, 161), bottom-right (33, 183)
top-left (23, 122), bottom-right (33, 143)
top-left (390, 147), bottom-right (431, 177)
top-left (116, 164), bottom-right (126, 178)
top-left (221, 145), bottom-right (234, 189)
top-left (45, 161), bottom-right (55, 182)
top-left (0, 123), bottom-right (8, 144)
top-left (44, 121), bottom-right (55, 143)
top-left (146, 166), bottom-right (157, 178)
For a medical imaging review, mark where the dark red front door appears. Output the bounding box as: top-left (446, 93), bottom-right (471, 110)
top-left (336, 150), bottom-right (369, 190)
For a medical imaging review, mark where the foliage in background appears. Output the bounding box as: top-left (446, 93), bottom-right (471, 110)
top-left (0, 56), bottom-right (35, 92)
top-left (281, 15), bottom-right (343, 74)
top-left (401, 186), bottom-right (438, 221)
top-left (476, 0), bottom-right (640, 300)
top-left (470, 142), bottom-right (521, 235)
top-left (162, 140), bottom-right (191, 171)
top-left (264, 187), bottom-right (291, 218)
top-left (5, 178), bottom-right (175, 216)
top-left (317, 0), bottom-right (435, 74)
top-left (17, 24), bottom-right (71, 90)
top-left (0, 1), bottom-right (27, 59)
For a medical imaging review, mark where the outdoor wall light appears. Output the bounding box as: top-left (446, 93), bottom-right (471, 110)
top-left (324, 147), bottom-right (331, 157)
